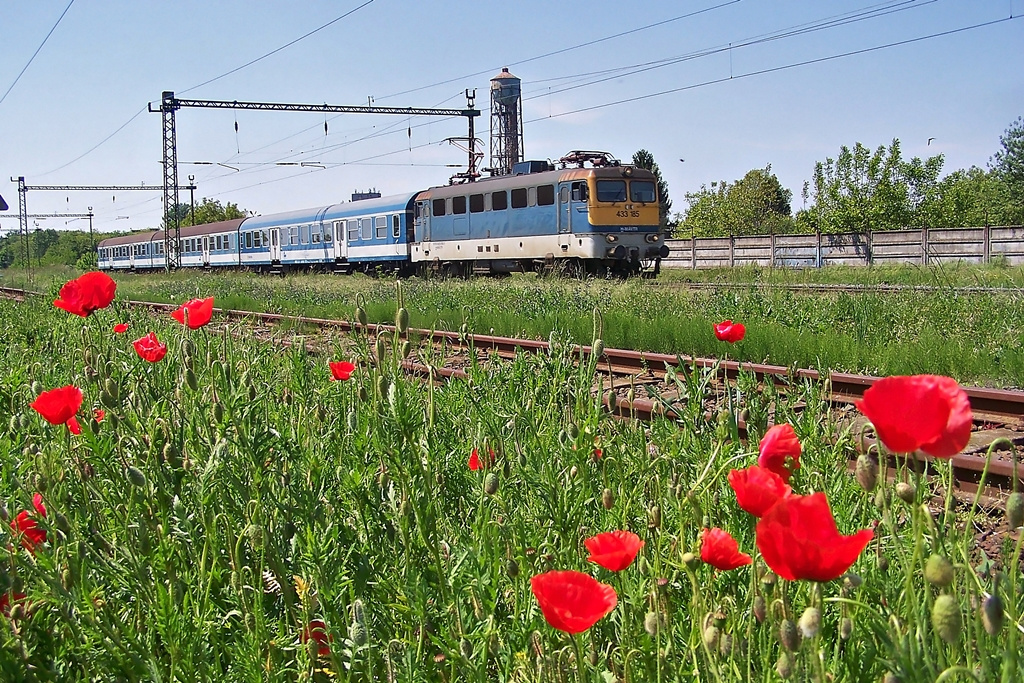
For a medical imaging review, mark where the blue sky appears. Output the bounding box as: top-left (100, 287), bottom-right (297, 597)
top-left (1, 0), bottom-right (1021, 234)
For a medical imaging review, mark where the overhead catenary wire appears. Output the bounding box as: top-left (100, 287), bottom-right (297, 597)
top-left (0, 0), bottom-right (76, 107)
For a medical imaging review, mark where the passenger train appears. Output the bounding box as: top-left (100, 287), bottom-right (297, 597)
top-left (97, 152), bottom-right (668, 277)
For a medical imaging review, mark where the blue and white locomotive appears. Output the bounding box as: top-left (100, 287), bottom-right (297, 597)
top-left (98, 153), bottom-right (668, 276)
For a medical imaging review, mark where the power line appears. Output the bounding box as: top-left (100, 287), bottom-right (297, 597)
top-left (179, 0), bottom-right (377, 94)
top-left (0, 0), bottom-right (76, 106)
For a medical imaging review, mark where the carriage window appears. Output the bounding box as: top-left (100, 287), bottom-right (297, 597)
top-left (347, 219), bottom-right (359, 241)
top-left (361, 218), bottom-right (372, 240)
top-left (262, 230), bottom-right (269, 245)
top-left (469, 194), bottom-right (484, 213)
top-left (492, 191), bottom-right (507, 210)
top-left (246, 232), bottom-right (253, 249)
top-left (392, 214), bottom-right (400, 239)
top-left (537, 185), bottom-right (555, 206)
top-left (312, 225), bottom-right (321, 243)
top-left (630, 180), bottom-right (657, 203)
top-left (452, 196), bottom-right (467, 215)
top-left (289, 227), bottom-right (299, 245)
top-left (572, 181), bottom-right (589, 202)
top-left (432, 198), bottom-right (446, 216)
top-left (300, 225), bottom-right (310, 244)
top-left (597, 180), bottom-right (627, 202)
top-left (376, 216), bottom-right (388, 239)
top-left (217, 236), bottom-right (223, 250)
top-left (511, 188), bottom-right (528, 208)
top-left (325, 223), bottom-right (335, 243)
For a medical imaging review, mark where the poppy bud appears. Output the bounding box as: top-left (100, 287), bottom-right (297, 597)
top-left (895, 482), bottom-right (916, 503)
top-left (840, 616), bottom-right (853, 641)
top-left (8, 415), bottom-right (18, 433)
top-left (798, 607), bottom-right (821, 639)
top-left (855, 454), bottom-right (879, 492)
top-left (248, 381), bottom-right (257, 402)
top-left (878, 554), bottom-right (889, 572)
top-left (776, 653), bottom-right (794, 679)
top-left (702, 625), bottom-right (720, 649)
top-left (376, 376), bottom-right (388, 398)
top-left (181, 338), bottom-right (194, 356)
top-left (358, 385), bottom-right (369, 402)
top-left (355, 306), bottom-right (367, 327)
top-left (681, 552), bottom-right (699, 570)
top-left (569, 465), bottom-right (578, 480)
top-left (10, 604), bottom-right (25, 621)
top-left (126, 466), bottom-right (147, 489)
top-left (31, 380), bottom-right (43, 395)
top-left (351, 621), bottom-right (369, 647)
top-left (347, 410), bottom-right (358, 432)
top-left (213, 401), bottom-right (223, 423)
top-left (924, 554), bottom-right (954, 588)
top-left (648, 505), bottom-right (661, 529)
top-left (567, 423), bottom-right (579, 439)
top-left (185, 368), bottom-right (198, 392)
top-left (484, 472), bottom-right (499, 496)
top-left (459, 637), bottom-right (472, 659)
top-left (1007, 492), bottom-right (1024, 529)
top-left (375, 337), bottom-right (386, 364)
top-left (506, 558), bottom-right (519, 579)
top-left (34, 473), bottom-right (48, 492)
top-left (401, 341), bottom-right (411, 359)
top-left (644, 611), bottom-right (661, 637)
top-left (718, 632), bottom-right (733, 657)
top-left (529, 630), bottom-right (544, 659)
top-left (396, 307), bottom-right (410, 335)
top-left (779, 619), bottom-right (801, 652)
top-left (104, 378), bottom-right (119, 401)
top-left (752, 595), bottom-right (767, 623)
top-left (602, 488), bottom-right (615, 510)
top-left (981, 593), bottom-right (1004, 635)
top-left (931, 594), bottom-right (962, 644)
top-left (61, 566), bottom-right (74, 591)
top-left (54, 511), bottom-right (70, 535)
top-left (592, 339), bottom-right (604, 358)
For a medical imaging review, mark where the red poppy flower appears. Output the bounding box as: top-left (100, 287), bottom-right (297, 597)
top-left (530, 570), bottom-right (618, 634)
top-left (713, 320), bottom-right (746, 343)
top-left (855, 375), bottom-right (972, 458)
top-left (700, 527), bottom-right (752, 571)
top-left (171, 297), bottom-right (215, 329)
top-left (329, 361), bottom-right (356, 381)
top-left (11, 493), bottom-right (47, 552)
top-left (133, 332), bottom-right (168, 363)
top-left (113, 322), bottom-right (129, 334)
top-left (301, 619), bottom-right (333, 657)
top-left (67, 416), bottom-right (82, 435)
top-left (758, 423), bottom-right (802, 483)
top-left (468, 447), bottom-right (494, 471)
top-left (755, 492), bottom-right (874, 582)
top-left (0, 591), bottom-right (27, 618)
top-left (53, 271), bottom-right (116, 317)
top-left (728, 465), bottom-right (791, 518)
top-left (585, 530), bottom-right (644, 572)
top-left (94, 408), bottom-right (105, 422)
top-left (30, 385), bottom-right (83, 426)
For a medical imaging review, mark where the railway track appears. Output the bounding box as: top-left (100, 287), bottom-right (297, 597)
top-left (653, 280), bottom-right (1024, 295)
top-left (3, 284), bottom-right (1022, 499)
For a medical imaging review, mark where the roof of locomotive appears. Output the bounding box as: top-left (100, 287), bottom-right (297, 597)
top-left (417, 165), bottom-right (657, 200)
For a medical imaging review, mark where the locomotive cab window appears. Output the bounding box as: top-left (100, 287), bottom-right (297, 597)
top-left (432, 198), bottom-right (446, 217)
top-left (630, 180), bottom-right (657, 203)
top-left (469, 194), bottom-right (484, 213)
top-left (452, 196), bottom-right (467, 215)
top-left (571, 181), bottom-right (589, 202)
top-left (492, 190), bottom-right (507, 211)
top-left (511, 188), bottom-right (528, 209)
top-left (537, 185), bottom-right (555, 206)
top-left (596, 180), bottom-right (627, 203)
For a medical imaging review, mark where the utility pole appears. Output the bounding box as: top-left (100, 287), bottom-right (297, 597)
top-left (189, 175), bottom-right (196, 226)
top-left (150, 91), bottom-right (481, 266)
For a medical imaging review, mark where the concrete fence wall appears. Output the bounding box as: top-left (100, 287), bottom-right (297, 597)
top-left (663, 226), bottom-right (1024, 269)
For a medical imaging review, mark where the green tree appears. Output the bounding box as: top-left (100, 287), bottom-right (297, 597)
top-left (804, 139), bottom-right (943, 233)
top-left (163, 197), bottom-right (247, 229)
top-left (916, 166), bottom-right (1011, 228)
top-left (991, 116), bottom-right (1024, 224)
top-left (632, 150), bottom-right (672, 230)
top-left (678, 166), bottom-right (794, 237)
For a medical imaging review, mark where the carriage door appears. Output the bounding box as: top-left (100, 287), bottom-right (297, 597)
top-left (202, 236), bottom-right (210, 265)
top-left (415, 200), bottom-right (431, 242)
top-left (333, 220), bottom-right (347, 260)
top-left (269, 228), bottom-right (282, 261)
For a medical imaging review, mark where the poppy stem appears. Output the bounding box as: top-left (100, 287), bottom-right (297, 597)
top-left (571, 633), bottom-right (586, 683)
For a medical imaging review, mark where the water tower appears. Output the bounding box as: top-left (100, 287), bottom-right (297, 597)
top-left (489, 68), bottom-right (524, 176)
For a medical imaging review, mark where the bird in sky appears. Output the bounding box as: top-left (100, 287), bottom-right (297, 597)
top-left (927, 137), bottom-right (936, 145)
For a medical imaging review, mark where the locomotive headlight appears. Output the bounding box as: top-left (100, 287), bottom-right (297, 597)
top-left (605, 234), bottom-right (618, 243)
top-left (645, 233), bottom-right (660, 243)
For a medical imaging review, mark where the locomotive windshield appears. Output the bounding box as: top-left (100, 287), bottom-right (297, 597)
top-left (630, 180), bottom-right (656, 203)
top-left (596, 180), bottom-right (627, 202)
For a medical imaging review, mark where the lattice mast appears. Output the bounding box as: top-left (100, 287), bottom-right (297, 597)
top-left (489, 68), bottom-right (524, 176)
